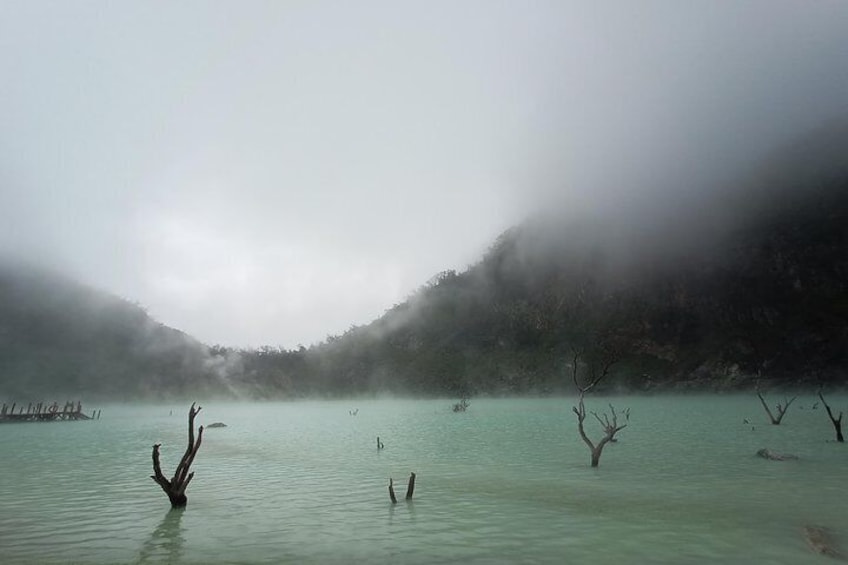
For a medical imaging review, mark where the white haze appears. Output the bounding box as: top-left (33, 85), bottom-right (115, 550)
top-left (1, 1), bottom-right (847, 348)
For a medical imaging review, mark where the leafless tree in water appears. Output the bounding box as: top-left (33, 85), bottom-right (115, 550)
top-left (570, 346), bottom-right (628, 468)
top-left (151, 403), bottom-right (204, 507)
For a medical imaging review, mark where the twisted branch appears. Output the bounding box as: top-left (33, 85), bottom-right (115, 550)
top-left (151, 403), bottom-right (204, 506)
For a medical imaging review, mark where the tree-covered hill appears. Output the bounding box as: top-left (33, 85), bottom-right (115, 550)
top-left (0, 262), bottom-right (232, 400)
top-left (232, 127), bottom-right (848, 396)
top-left (2, 127), bottom-right (846, 400)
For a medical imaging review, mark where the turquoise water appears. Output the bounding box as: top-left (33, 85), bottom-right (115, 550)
top-left (0, 396), bottom-right (845, 564)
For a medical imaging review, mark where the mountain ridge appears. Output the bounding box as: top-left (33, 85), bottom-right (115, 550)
top-left (2, 127), bottom-right (847, 399)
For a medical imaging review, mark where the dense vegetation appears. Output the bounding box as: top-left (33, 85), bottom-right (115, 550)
top-left (232, 172), bottom-right (847, 397)
top-left (1, 129), bottom-right (846, 400)
top-left (232, 128), bottom-right (848, 397)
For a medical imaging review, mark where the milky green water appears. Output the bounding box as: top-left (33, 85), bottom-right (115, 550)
top-left (0, 396), bottom-right (845, 564)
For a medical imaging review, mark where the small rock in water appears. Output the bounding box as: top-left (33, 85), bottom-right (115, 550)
top-left (207, 422), bottom-right (227, 428)
top-left (756, 448), bottom-right (798, 461)
top-left (803, 525), bottom-right (843, 559)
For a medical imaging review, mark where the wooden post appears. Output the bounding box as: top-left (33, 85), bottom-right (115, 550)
top-left (388, 478), bottom-right (397, 504)
top-left (819, 391), bottom-right (844, 442)
top-left (405, 473), bottom-right (416, 500)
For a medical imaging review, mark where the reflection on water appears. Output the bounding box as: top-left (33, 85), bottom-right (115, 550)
top-left (138, 508), bottom-right (185, 564)
top-left (0, 397), bottom-right (846, 564)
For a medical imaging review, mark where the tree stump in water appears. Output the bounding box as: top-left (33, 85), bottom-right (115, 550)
top-left (405, 472), bottom-right (416, 500)
top-left (151, 403), bottom-right (204, 507)
top-left (388, 478), bottom-right (397, 504)
top-left (388, 473), bottom-right (416, 504)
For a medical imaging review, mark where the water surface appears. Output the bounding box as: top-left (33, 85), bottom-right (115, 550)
top-left (0, 396), bottom-right (845, 564)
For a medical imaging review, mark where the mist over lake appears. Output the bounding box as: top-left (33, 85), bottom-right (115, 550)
top-left (0, 396), bottom-right (844, 564)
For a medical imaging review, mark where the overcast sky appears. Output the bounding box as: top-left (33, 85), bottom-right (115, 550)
top-left (1, 1), bottom-right (847, 348)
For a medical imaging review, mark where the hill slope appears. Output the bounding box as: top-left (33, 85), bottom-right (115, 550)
top-left (233, 128), bottom-right (848, 396)
top-left (0, 262), bottom-right (231, 400)
top-left (3, 128), bottom-right (846, 399)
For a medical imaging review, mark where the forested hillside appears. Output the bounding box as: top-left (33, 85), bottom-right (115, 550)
top-left (2, 128), bottom-right (846, 400)
top-left (233, 130), bottom-right (848, 396)
top-left (0, 262), bottom-right (231, 400)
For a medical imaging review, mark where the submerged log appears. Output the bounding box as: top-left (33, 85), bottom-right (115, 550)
top-left (803, 526), bottom-right (844, 559)
top-left (151, 403), bottom-right (204, 507)
top-left (756, 448), bottom-right (798, 461)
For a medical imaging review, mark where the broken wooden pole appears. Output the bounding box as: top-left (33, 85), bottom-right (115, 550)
top-left (405, 472), bottom-right (416, 500)
top-left (388, 478), bottom-right (397, 504)
top-left (387, 473), bottom-right (416, 504)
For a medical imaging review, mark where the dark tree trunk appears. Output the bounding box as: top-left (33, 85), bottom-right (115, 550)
top-left (151, 403), bottom-right (204, 508)
top-left (819, 392), bottom-right (844, 443)
top-left (388, 473), bottom-right (415, 503)
top-left (590, 448), bottom-right (601, 468)
top-left (388, 478), bottom-right (397, 504)
top-left (405, 473), bottom-right (416, 500)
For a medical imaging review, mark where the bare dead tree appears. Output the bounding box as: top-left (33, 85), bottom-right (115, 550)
top-left (388, 478), bottom-right (397, 504)
top-left (151, 403), bottom-right (204, 507)
top-left (756, 384), bottom-right (796, 425)
top-left (570, 347), bottom-right (627, 467)
top-left (818, 390), bottom-right (844, 442)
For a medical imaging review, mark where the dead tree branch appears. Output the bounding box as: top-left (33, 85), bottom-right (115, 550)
top-left (818, 390), bottom-right (844, 442)
top-left (590, 403), bottom-right (628, 442)
top-left (151, 403), bottom-right (204, 507)
top-left (756, 387), bottom-right (796, 425)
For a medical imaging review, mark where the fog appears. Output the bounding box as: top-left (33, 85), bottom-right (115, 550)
top-left (1, 1), bottom-right (847, 347)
